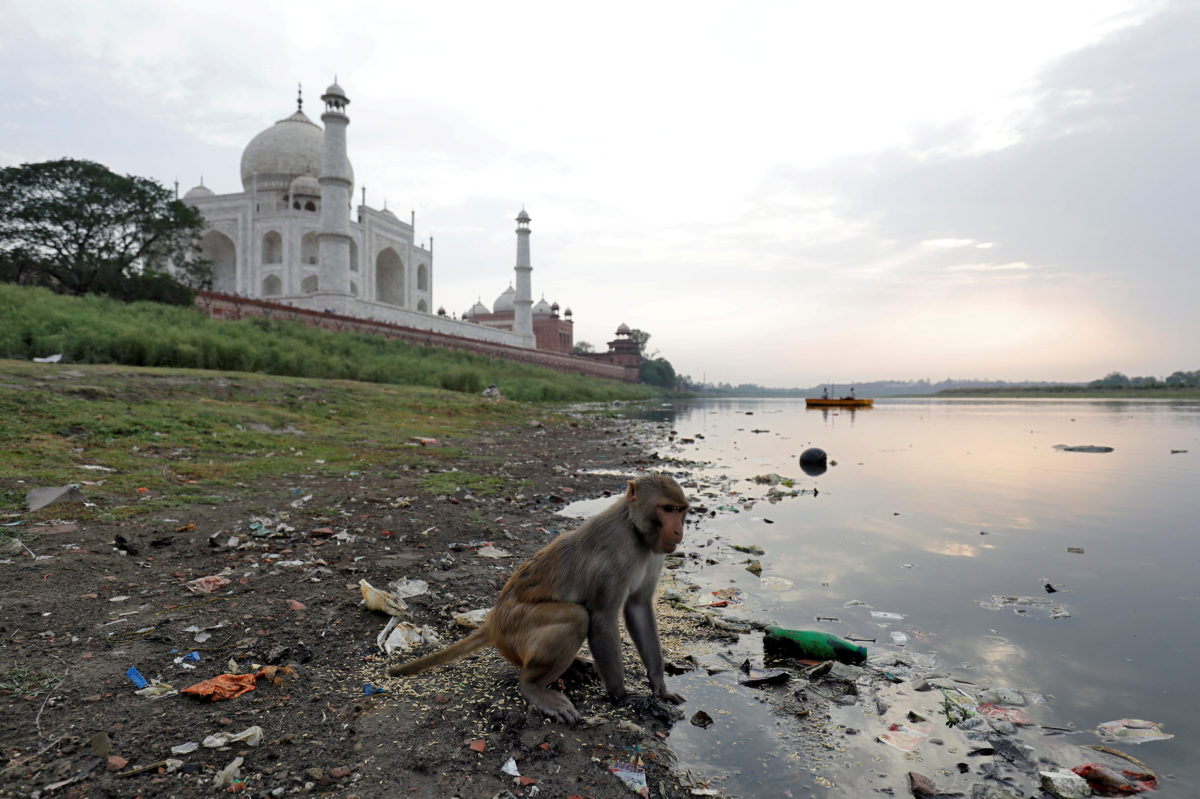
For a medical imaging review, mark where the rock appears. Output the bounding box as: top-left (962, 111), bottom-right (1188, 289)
top-left (907, 770), bottom-right (936, 796)
top-left (1040, 769), bottom-right (1090, 799)
top-left (978, 687), bottom-right (1025, 706)
top-left (106, 755), bottom-right (128, 772)
top-left (329, 766), bottom-right (351, 779)
top-left (26, 484), bottom-right (87, 512)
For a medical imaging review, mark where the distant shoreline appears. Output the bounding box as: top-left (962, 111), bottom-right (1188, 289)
top-left (931, 387), bottom-right (1200, 399)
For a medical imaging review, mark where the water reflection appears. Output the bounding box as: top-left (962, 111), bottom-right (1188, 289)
top-left (623, 397), bottom-right (1200, 797)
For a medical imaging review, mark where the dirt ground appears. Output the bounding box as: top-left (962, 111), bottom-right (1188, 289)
top-left (1, 415), bottom-right (732, 799)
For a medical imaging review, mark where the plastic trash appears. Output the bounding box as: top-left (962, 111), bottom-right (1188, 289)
top-left (203, 725), bottom-right (264, 748)
top-left (879, 721), bottom-right (933, 752)
top-left (1097, 718), bottom-right (1174, 744)
top-left (452, 608), bottom-right (490, 628)
top-left (171, 741), bottom-right (200, 755)
top-left (476, 544), bottom-right (511, 559)
top-left (1073, 763), bottom-right (1157, 794)
top-left (608, 758), bottom-right (649, 797)
top-left (500, 757), bottom-right (520, 776)
top-left (377, 616), bottom-right (441, 655)
top-left (364, 683), bottom-right (386, 696)
top-left (739, 668), bottom-right (790, 687)
top-left (125, 666), bottom-right (149, 689)
top-left (134, 680), bottom-right (177, 699)
top-left (690, 710), bottom-right (714, 728)
top-left (186, 574), bottom-right (231, 593)
top-left (977, 703), bottom-right (1032, 725)
top-left (358, 579), bottom-right (407, 616)
top-left (763, 627), bottom-right (868, 664)
top-left (212, 756), bottom-right (244, 788)
top-left (26, 484), bottom-right (86, 512)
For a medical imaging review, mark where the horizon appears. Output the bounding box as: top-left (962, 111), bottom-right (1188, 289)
top-left (2, 1), bottom-right (1195, 385)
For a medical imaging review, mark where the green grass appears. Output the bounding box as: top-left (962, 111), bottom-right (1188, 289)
top-left (0, 359), bottom-right (593, 517)
top-left (0, 284), bottom-right (663, 403)
top-left (0, 667), bottom-right (63, 698)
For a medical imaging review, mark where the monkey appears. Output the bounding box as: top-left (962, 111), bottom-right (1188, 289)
top-left (386, 472), bottom-right (689, 723)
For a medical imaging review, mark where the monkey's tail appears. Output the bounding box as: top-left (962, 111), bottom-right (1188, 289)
top-left (386, 625), bottom-right (492, 677)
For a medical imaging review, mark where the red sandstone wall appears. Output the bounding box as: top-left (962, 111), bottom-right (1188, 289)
top-left (194, 292), bottom-right (632, 382)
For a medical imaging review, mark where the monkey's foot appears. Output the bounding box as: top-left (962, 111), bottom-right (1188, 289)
top-left (521, 684), bottom-right (580, 724)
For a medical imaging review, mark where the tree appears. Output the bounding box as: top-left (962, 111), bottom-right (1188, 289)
top-left (627, 328), bottom-right (652, 356)
top-left (572, 341), bottom-right (594, 355)
top-left (0, 159), bottom-right (209, 297)
top-left (640, 357), bottom-right (676, 388)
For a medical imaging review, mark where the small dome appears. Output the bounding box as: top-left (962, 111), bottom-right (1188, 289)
top-left (467, 300), bottom-right (490, 318)
top-left (323, 81), bottom-right (348, 101)
top-left (532, 297), bottom-right (552, 316)
top-left (437, 306), bottom-right (446, 316)
top-left (183, 184), bottom-right (213, 200)
top-left (563, 307), bottom-right (573, 317)
top-left (516, 208), bottom-right (531, 223)
top-left (289, 173), bottom-right (320, 197)
top-left (493, 285), bottom-right (516, 313)
top-left (616, 322), bottom-right (631, 336)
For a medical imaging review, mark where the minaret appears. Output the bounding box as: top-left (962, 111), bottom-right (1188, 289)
top-left (318, 79), bottom-right (352, 295)
top-left (513, 208), bottom-right (534, 341)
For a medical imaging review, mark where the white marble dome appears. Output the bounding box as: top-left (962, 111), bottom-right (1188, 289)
top-left (183, 183), bottom-right (214, 200)
top-left (240, 109), bottom-right (354, 193)
top-left (532, 297), bottom-right (552, 316)
top-left (494, 285), bottom-right (516, 313)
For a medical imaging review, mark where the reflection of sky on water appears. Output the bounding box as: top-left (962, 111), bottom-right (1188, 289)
top-left (628, 398), bottom-right (1200, 797)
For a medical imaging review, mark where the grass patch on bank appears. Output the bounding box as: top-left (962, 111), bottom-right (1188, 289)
top-left (0, 284), bottom-right (662, 403)
top-left (0, 359), bottom-right (589, 517)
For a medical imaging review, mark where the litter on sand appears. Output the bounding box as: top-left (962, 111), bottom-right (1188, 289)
top-left (180, 666), bottom-right (294, 702)
top-left (609, 758), bottom-right (649, 797)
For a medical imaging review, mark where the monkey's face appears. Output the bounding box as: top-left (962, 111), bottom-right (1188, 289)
top-left (654, 503), bottom-right (687, 554)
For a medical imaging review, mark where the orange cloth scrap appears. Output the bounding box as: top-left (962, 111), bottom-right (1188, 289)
top-left (181, 666), bottom-right (295, 702)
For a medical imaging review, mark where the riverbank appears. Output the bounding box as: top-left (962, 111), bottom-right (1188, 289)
top-left (0, 362), bottom-right (721, 798)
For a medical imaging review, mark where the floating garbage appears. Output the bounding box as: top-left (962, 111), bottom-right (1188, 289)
top-left (1073, 762), bottom-right (1157, 794)
top-left (690, 710), bottom-right (714, 728)
top-left (763, 627), bottom-right (867, 664)
top-left (1053, 444), bottom-right (1114, 453)
top-left (981, 595), bottom-right (1070, 619)
top-left (978, 703), bottom-right (1032, 725)
top-left (1096, 718), bottom-right (1174, 744)
top-left (878, 721), bottom-right (933, 752)
top-left (738, 668), bottom-right (790, 687)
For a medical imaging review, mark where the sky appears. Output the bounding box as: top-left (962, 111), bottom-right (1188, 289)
top-left (1, 0), bottom-right (1194, 386)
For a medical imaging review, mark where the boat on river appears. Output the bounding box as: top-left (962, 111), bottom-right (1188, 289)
top-left (805, 397), bottom-right (874, 408)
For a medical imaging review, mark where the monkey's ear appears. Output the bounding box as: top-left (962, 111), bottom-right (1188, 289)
top-left (626, 480), bottom-right (638, 501)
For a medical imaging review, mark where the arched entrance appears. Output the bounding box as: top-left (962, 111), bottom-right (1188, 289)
top-left (200, 230), bottom-right (237, 293)
top-left (375, 248), bottom-right (404, 306)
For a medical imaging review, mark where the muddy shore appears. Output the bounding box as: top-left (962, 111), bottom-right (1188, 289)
top-left (0, 408), bottom-right (756, 799)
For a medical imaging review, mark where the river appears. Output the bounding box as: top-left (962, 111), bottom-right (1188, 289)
top-left (589, 397), bottom-right (1200, 797)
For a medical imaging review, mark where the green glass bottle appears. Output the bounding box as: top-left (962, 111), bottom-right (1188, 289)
top-left (762, 626), bottom-right (867, 665)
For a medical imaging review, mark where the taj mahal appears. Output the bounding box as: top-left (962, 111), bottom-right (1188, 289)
top-left (179, 80), bottom-right (577, 354)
